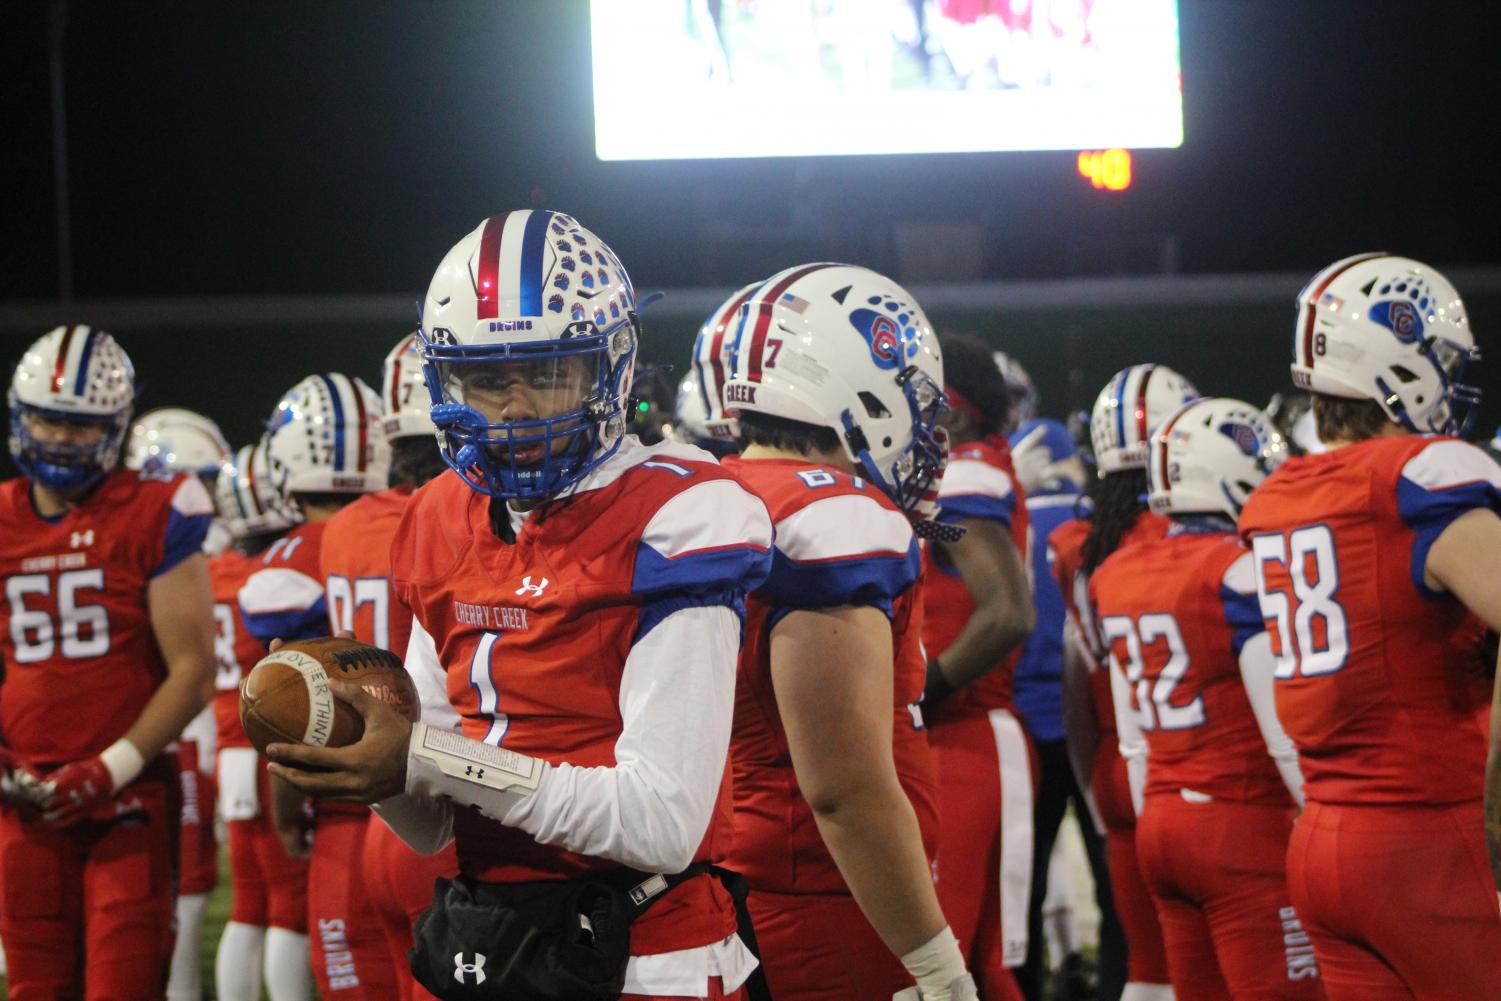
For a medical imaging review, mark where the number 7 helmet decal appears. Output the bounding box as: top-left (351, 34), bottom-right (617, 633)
top-left (721, 263), bottom-right (947, 514)
top-left (381, 332), bottom-right (437, 441)
top-left (1292, 253), bottom-right (1480, 436)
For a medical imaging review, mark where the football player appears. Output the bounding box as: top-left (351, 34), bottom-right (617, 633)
top-left (715, 264), bottom-right (976, 1001)
top-left (0, 326), bottom-right (216, 1000)
top-left (268, 210), bottom-right (774, 1001)
top-left (244, 372), bottom-right (391, 1000)
top-left (1092, 397), bottom-right (1322, 1000)
top-left (1006, 417), bottom-right (1123, 1001)
top-left (992, 351), bottom-right (1039, 436)
top-left (212, 443), bottom-right (314, 1001)
top-left (123, 405), bottom-right (234, 1001)
top-left (1238, 254), bottom-right (1501, 999)
top-left (671, 283), bottom-right (759, 457)
top-left (919, 333), bottom-right (1036, 1000)
top-left (1052, 363), bottom-right (1198, 1001)
top-left (321, 333), bottom-right (458, 1001)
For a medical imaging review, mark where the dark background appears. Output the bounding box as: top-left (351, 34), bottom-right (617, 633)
top-left (2, 0), bottom-right (1499, 458)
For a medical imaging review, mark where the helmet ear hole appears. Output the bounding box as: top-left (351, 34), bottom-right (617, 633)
top-left (858, 392), bottom-right (891, 419)
top-left (1389, 365), bottom-right (1421, 384)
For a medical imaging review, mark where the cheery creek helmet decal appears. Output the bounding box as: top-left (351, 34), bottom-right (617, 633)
top-left (1370, 298), bottom-right (1424, 342)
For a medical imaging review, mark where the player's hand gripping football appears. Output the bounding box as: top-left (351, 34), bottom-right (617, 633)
top-left (0, 748), bottom-right (51, 815)
top-left (265, 678), bottom-right (412, 803)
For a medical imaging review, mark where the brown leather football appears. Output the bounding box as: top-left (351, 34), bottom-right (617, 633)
top-left (237, 636), bottom-right (420, 754)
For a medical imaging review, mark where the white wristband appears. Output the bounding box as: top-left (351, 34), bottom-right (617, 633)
top-left (100, 738), bottom-right (145, 793)
top-left (405, 722), bottom-right (544, 820)
top-left (900, 926), bottom-right (969, 999)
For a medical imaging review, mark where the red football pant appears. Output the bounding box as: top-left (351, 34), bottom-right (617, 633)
top-left (1136, 794), bottom-right (1323, 1001)
top-left (361, 812), bottom-right (459, 1001)
top-left (928, 709), bottom-right (1033, 1001)
top-left (0, 769), bottom-right (177, 1001)
top-left (226, 763), bottom-right (308, 931)
top-left (1287, 800), bottom-right (1501, 1001)
top-left (309, 807), bottom-right (397, 1000)
top-left (177, 738), bottom-right (218, 896)
top-left (748, 888), bottom-right (914, 1000)
top-left (1094, 745), bottom-right (1171, 986)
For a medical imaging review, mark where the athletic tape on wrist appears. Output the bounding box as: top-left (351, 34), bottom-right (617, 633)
top-left (407, 722), bottom-right (543, 798)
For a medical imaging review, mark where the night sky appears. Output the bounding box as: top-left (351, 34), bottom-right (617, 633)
top-left (3, 0), bottom-right (1499, 303)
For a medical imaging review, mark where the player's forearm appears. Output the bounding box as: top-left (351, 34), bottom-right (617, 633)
top-left (121, 663), bottom-right (212, 762)
top-left (1060, 625), bottom-right (1099, 792)
top-left (812, 778), bottom-right (948, 958)
top-left (935, 598), bottom-right (1034, 690)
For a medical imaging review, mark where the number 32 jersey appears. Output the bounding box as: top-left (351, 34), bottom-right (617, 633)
top-left (0, 468), bottom-right (212, 765)
top-left (1237, 435), bottom-right (1501, 806)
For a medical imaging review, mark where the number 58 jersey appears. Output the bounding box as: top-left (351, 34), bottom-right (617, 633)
top-left (0, 468), bottom-right (213, 765)
top-left (1237, 435), bottom-right (1501, 806)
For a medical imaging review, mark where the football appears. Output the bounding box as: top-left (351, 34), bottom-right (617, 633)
top-left (238, 636), bottom-right (421, 755)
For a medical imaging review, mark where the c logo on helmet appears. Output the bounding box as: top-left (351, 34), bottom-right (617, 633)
top-left (1370, 300), bottom-right (1424, 342)
top-left (850, 308), bottom-right (908, 371)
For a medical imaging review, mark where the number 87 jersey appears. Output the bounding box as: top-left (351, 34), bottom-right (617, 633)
top-left (1237, 434), bottom-right (1501, 806)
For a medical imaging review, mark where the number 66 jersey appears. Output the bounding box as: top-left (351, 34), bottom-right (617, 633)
top-left (0, 468), bottom-right (213, 766)
top-left (1236, 434), bottom-right (1500, 807)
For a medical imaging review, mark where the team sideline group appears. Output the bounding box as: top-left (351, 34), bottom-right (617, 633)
top-left (1, 211), bottom-right (1499, 1001)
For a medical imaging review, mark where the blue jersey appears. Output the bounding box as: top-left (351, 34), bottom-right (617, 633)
top-left (1011, 488), bottom-right (1089, 743)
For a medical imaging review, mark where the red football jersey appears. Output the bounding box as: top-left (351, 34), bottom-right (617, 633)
top-left (1238, 435), bottom-right (1500, 806)
top-left (320, 486), bottom-right (415, 657)
top-left (391, 444), bottom-right (771, 955)
top-left (210, 548), bottom-right (268, 750)
top-left (0, 468), bottom-right (212, 765)
top-left (921, 438), bottom-right (1031, 714)
top-left (722, 455), bottom-right (939, 895)
top-left (1091, 529), bottom-right (1291, 805)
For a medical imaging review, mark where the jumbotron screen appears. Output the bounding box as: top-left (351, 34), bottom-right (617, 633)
top-left (591, 0), bottom-right (1183, 160)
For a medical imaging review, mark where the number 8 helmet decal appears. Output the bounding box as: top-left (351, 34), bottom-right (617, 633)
top-left (1147, 397), bottom-right (1289, 519)
top-left (1292, 253), bottom-right (1480, 436)
top-left (8, 324), bottom-right (136, 494)
top-left (1090, 363), bottom-right (1200, 475)
top-left (721, 263), bottom-right (947, 514)
top-left (418, 210), bottom-right (640, 501)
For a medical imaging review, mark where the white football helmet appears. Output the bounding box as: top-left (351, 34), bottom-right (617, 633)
top-left (217, 442), bottom-right (296, 538)
top-left (1292, 253), bottom-right (1479, 436)
top-left (993, 351), bottom-right (1039, 433)
top-left (264, 373), bottom-right (389, 513)
top-left (125, 407), bottom-right (232, 480)
top-left (419, 210), bottom-right (639, 500)
top-left (722, 263), bottom-right (946, 512)
top-left (681, 283), bottom-right (760, 447)
top-left (1090, 364), bottom-right (1200, 475)
top-left (1147, 397), bottom-right (1289, 519)
top-left (380, 332), bottom-right (437, 440)
top-left (8, 324), bottom-right (136, 494)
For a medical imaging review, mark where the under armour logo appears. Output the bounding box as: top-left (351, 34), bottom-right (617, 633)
top-left (464, 765), bottom-right (486, 780)
top-left (514, 575), bottom-right (550, 598)
top-left (70, 529), bottom-right (95, 548)
top-left (453, 952), bottom-right (487, 985)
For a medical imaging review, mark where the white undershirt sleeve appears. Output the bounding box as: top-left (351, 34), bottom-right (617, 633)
top-left (1108, 652), bottom-right (1148, 817)
top-left (1237, 631), bottom-right (1305, 806)
top-left (401, 603), bottom-right (739, 874)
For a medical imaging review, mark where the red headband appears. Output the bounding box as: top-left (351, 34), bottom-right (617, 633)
top-left (944, 384), bottom-right (987, 428)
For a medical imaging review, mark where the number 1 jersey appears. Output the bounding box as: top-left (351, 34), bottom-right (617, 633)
top-left (1237, 435), bottom-right (1501, 806)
